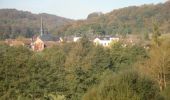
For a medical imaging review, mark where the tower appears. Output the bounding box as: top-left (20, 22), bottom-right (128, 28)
top-left (40, 17), bottom-right (44, 36)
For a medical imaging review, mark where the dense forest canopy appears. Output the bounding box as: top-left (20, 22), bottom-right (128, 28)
top-left (0, 35), bottom-right (170, 100)
top-left (0, 9), bottom-right (73, 39)
top-left (0, 1), bottom-right (170, 39)
top-left (58, 1), bottom-right (170, 36)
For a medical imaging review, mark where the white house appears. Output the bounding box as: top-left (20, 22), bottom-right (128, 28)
top-left (93, 37), bottom-right (119, 47)
top-left (73, 37), bottom-right (81, 42)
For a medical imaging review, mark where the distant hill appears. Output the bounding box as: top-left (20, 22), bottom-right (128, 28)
top-left (58, 1), bottom-right (170, 36)
top-left (0, 9), bottom-right (73, 39)
top-left (1, 1), bottom-right (170, 39)
top-left (87, 12), bottom-right (103, 19)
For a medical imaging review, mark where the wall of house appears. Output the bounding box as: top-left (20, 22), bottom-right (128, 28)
top-left (32, 37), bottom-right (45, 51)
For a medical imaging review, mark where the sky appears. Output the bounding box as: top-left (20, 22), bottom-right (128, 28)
top-left (0, 0), bottom-right (166, 19)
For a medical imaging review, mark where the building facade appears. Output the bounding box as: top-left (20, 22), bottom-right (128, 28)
top-left (93, 37), bottom-right (119, 47)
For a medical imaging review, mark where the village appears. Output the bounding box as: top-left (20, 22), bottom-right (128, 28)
top-left (2, 18), bottom-right (142, 52)
top-left (1, 1), bottom-right (170, 99)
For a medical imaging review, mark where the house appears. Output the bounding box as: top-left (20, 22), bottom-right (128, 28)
top-left (93, 37), bottom-right (119, 47)
top-left (73, 37), bottom-right (81, 42)
top-left (31, 17), bottom-right (62, 51)
top-left (31, 36), bottom-right (44, 51)
top-left (5, 39), bottom-right (25, 47)
top-left (22, 38), bottom-right (32, 47)
top-left (31, 34), bottom-right (62, 51)
top-left (5, 38), bottom-right (33, 48)
top-left (121, 35), bottom-right (140, 46)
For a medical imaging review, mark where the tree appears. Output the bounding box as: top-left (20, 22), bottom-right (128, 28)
top-left (110, 42), bottom-right (148, 71)
top-left (0, 45), bottom-right (33, 99)
top-left (64, 35), bottom-right (93, 70)
top-left (87, 45), bottom-right (111, 73)
top-left (139, 39), bottom-right (170, 91)
top-left (152, 21), bottom-right (161, 46)
top-left (138, 22), bottom-right (170, 91)
top-left (83, 70), bottom-right (162, 100)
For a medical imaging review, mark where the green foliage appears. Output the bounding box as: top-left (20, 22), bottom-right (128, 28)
top-left (67, 67), bottom-right (96, 100)
top-left (0, 45), bottom-right (33, 99)
top-left (110, 42), bottom-right (148, 71)
top-left (0, 9), bottom-right (72, 39)
top-left (88, 45), bottom-right (111, 73)
top-left (61, 1), bottom-right (170, 36)
top-left (161, 85), bottom-right (170, 100)
top-left (152, 21), bottom-right (161, 46)
top-left (0, 45), bottom-right (68, 99)
top-left (65, 36), bottom-right (93, 70)
top-left (1, 1), bottom-right (170, 39)
top-left (87, 12), bottom-right (103, 19)
top-left (139, 38), bottom-right (170, 92)
top-left (1, 38), bottom-right (167, 100)
top-left (42, 47), bottom-right (66, 67)
top-left (83, 70), bottom-right (163, 100)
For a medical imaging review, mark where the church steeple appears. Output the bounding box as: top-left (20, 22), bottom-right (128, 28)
top-left (40, 17), bottom-right (44, 36)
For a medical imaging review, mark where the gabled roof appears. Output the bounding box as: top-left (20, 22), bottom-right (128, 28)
top-left (98, 37), bottom-right (110, 40)
top-left (39, 34), bottom-right (60, 41)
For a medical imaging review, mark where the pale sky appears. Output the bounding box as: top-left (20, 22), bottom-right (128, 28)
top-left (0, 0), bottom-right (166, 19)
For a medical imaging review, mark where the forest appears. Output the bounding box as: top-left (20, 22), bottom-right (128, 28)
top-left (0, 9), bottom-right (73, 40)
top-left (0, 24), bottom-right (170, 100)
top-left (58, 1), bottom-right (170, 36)
top-left (0, 1), bottom-right (170, 100)
top-left (0, 1), bottom-right (170, 39)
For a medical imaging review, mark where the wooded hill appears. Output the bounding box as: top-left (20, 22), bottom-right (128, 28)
top-left (0, 1), bottom-right (170, 39)
top-left (58, 1), bottom-right (170, 36)
top-left (0, 9), bottom-right (73, 39)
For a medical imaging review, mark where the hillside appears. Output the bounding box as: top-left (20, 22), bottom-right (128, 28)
top-left (0, 9), bottom-right (73, 39)
top-left (58, 1), bottom-right (170, 36)
top-left (1, 1), bottom-right (170, 39)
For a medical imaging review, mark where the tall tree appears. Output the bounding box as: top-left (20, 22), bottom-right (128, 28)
top-left (139, 39), bottom-right (170, 91)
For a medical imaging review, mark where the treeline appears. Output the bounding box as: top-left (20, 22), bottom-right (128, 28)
top-left (0, 9), bottom-right (73, 40)
top-left (58, 1), bottom-right (170, 36)
top-left (0, 34), bottom-right (170, 100)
